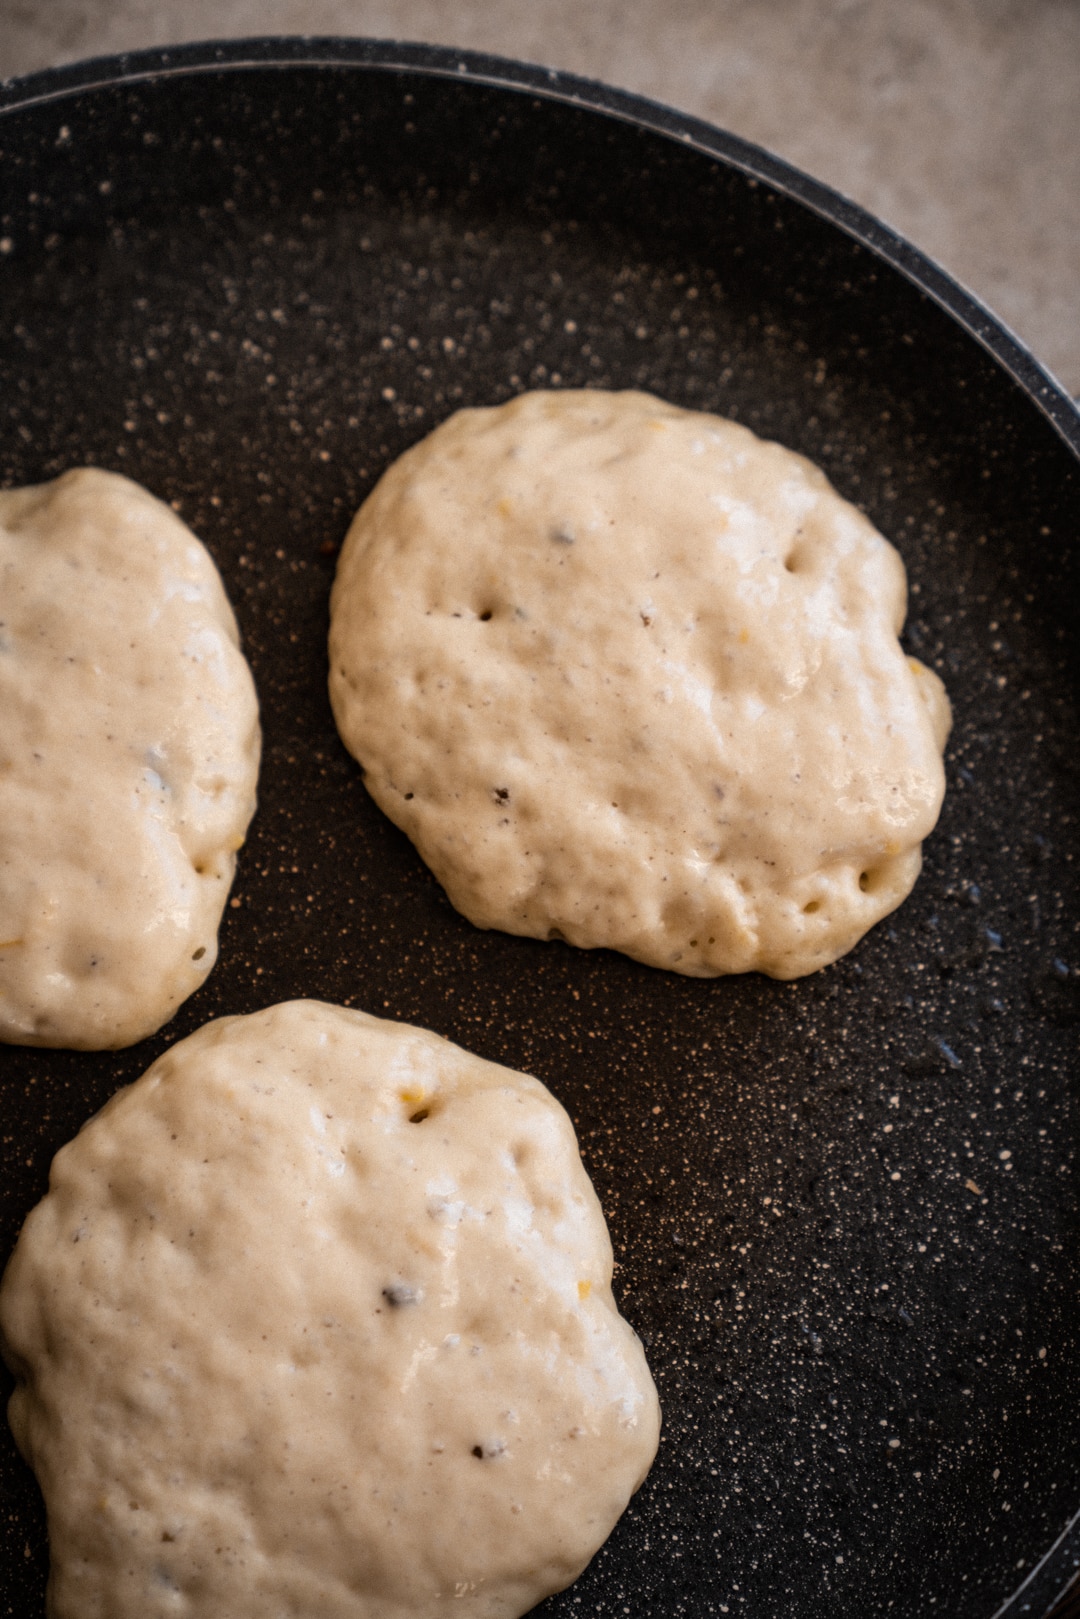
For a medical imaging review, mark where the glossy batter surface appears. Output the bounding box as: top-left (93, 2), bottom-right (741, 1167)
top-left (0, 1000), bottom-right (659, 1619)
top-left (329, 389), bottom-right (950, 978)
top-left (0, 468), bottom-right (260, 1048)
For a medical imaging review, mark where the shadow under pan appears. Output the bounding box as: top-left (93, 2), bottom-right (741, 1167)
top-left (0, 38), bottom-right (1078, 1619)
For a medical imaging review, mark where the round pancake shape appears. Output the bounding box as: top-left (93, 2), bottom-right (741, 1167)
top-left (0, 468), bottom-right (260, 1048)
top-left (329, 389), bottom-right (950, 979)
top-left (0, 999), bottom-right (660, 1619)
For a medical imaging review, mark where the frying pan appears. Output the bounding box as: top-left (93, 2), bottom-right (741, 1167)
top-left (0, 37), bottom-right (1077, 1619)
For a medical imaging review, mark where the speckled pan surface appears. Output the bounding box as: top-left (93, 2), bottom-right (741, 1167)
top-left (0, 38), bottom-right (1077, 1619)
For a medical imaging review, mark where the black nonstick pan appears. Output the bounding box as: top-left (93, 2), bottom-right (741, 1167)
top-left (0, 37), bottom-right (1077, 1619)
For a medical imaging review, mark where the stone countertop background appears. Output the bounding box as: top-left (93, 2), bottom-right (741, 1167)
top-left (0, 4), bottom-right (1078, 1616)
top-left (1, 0), bottom-right (1077, 398)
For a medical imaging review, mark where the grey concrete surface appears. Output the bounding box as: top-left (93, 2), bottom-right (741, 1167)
top-left (0, 0), bottom-right (1077, 394)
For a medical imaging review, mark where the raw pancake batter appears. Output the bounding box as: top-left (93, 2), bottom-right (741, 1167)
top-left (0, 468), bottom-right (260, 1047)
top-left (0, 999), bottom-right (660, 1619)
top-left (329, 389), bottom-right (950, 978)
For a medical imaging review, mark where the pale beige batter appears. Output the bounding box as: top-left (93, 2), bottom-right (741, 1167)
top-left (0, 1000), bottom-right (660, 1619)
top-left (0, 468), bottom-right (260, 1048)
top-left (329, 389), bottom-right (950, 978)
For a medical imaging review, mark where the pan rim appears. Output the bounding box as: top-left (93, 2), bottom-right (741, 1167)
top-left (0, 33), bottom-right (1078, 463)
top-left (0, 33), bottom-right (1077, 1619)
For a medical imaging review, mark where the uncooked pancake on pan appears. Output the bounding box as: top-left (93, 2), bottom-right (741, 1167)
top-left (0, 38), bottom-right (1077, 1619)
